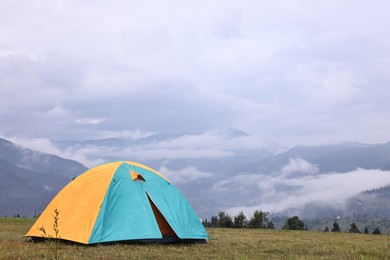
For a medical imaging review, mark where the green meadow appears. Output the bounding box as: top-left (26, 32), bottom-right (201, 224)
top-left (1, 218), bottom-right (389, 259)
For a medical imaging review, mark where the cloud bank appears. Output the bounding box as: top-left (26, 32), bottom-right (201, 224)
top-left (158, 165), bottom-right (212, 184)
top-left (224, 159), bottom-right (390, 217)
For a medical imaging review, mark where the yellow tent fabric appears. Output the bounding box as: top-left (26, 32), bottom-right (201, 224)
top-left (26, 161), bottom-right (122, 244)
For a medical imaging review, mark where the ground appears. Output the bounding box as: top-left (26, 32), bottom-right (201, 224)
top-left (0, 218), bottom-right (389, 259)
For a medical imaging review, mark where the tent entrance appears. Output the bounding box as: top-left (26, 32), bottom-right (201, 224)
top-left (146, 194), bottom-right (177, 238)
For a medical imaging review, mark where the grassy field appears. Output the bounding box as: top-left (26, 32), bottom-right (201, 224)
top-left (0, 218), bottom-right (389, 259)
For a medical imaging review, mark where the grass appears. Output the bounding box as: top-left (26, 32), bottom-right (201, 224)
top-left (1, 218), bottom-right (389, 259)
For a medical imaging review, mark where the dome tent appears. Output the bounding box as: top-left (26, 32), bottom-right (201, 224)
top-left (26, 161), bottom-right (209, 244)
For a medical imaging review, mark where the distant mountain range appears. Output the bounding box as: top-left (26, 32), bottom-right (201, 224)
top-left (0, 135), bottom-right (389, 220)
top-left (0, 138), bottom-right (87, 217)
top-left (233, 142), bottom-right (390, 174)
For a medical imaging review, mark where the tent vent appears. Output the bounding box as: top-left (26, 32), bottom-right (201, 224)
top-left (130, 169), bottom-right (145, 182)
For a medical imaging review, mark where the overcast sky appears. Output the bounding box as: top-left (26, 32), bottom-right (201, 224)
top-left (1, 0), bottom-right (390, 147)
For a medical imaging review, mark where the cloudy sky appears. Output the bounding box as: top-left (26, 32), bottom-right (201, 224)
top-left (1, 0), bottom-right (390, 148)
top-left (2, 1), bottom-right (390, 218)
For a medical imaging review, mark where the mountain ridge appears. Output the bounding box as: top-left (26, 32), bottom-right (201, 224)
top-left (0, 136), bottom-right (389, 219)
top-left (0, 138), bottom-right (87, 216)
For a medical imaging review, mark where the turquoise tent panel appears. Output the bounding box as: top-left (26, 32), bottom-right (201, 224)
top-left (89, 164), bottom-right (162, 243)
top-left (126, 163), bottom-right (209, 239)
top-left (146, 183), bottom-right (209, 239)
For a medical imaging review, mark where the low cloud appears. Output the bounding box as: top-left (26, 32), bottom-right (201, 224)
top-left (221, 160), bottom-right (390, 217)
top-left (5, 136), bottom-right (64, 157)
top-left (281, 158), bottom-right (319, 176)
top-left (158, 165), bottom-right (212, 184)
top-left (46, 105), bottom-right (69, 118)
top-left (1, 135), bottom-right (103, 167)
top-left (114, 147), bottom-right (233, 161)
top-left (74, 118), bottom-right (106, 125)
top-left (147, 129), bottom-right (265, 150)
top-left (1, 130), bottom-right (246, 166)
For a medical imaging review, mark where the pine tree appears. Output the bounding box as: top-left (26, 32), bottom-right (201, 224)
top-left (248, 210), bottom-right (269, 229)
top-left (324, 226), bottom-right (329, 232)
top-left (331, 222), bottom-right (341, 232)
top-left (282, 216), bottom-right (306, 230)
top-left (348, 223), bottom-right (361, 233)
top-left (218, 211), bottom-right (233, 228)
top-left (233, 211), bottom-right (247, 228)
top-left (372, 227), bottom-right (381, 235)
top-left (364, 226), bottom-right (369, 234)
top-left (210, 216), bottom-right (218, 228)
top-left (267, 221), bottom-right (275, 229)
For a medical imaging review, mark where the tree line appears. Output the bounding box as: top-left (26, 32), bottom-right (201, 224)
top-left (202, 210), bottom-right (382, 234)
top-left (202, 210), bottom-right (306, 230)
top-left (324, 222), bottom-right (381, 235)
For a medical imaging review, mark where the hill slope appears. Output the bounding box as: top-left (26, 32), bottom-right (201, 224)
top-left (0, 138), bottom-right (87, 216)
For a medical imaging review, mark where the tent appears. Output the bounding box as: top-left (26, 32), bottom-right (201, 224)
top-left (26, 161), bottom-right (209, 244)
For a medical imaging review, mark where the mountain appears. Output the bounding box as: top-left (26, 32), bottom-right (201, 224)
top-left (218, 142), bottom-right (390, 219)
top-left (234, 142), bottom-right (390, 175)
top-left (347, 185), bottom-right (390, 217)
top-left (55, 129), bottom-right (270, 172)
top-left (0, 138), bottom-right (87, 216)
top-left (1, 134), bottom-right (389, 221)
top-left (52, 130), bottom-right (274, 217)
top-left (49, 136), bottom-right (390, 219)
top-left (0, 138), bottom-right (87, 179)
